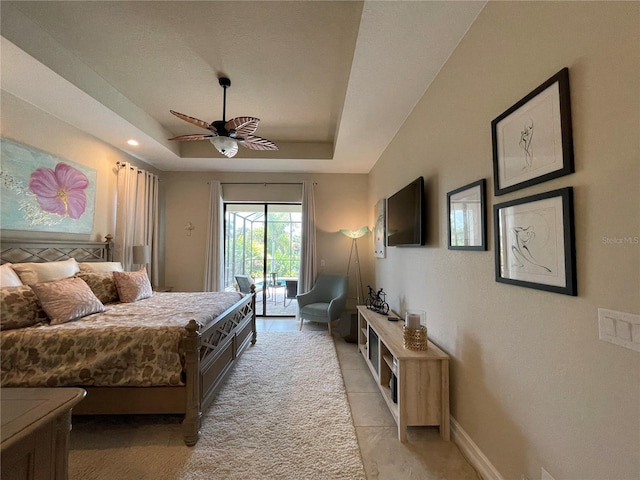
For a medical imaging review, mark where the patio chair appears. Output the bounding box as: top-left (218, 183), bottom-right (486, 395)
top-left (284, 279), bottom-right (298, 307)
top-left (235, 275), bottom-right (265, 297)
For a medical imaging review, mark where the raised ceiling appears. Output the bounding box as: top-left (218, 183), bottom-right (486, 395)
top-left (1, 1), bottom-right (485, 173)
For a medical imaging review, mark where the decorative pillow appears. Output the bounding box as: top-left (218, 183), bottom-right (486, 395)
top-left (30, 277), bottom-right (105, 325)
top-left (76, 272), bottom-right (119, 304)
top-left (11, 258), bottom-right (80, 285)
top-left (0, 263), bottom-right (23, 287)
top-left (78, 262), bottom-right (124, 273)
top-left (113, 268), bottom-right (152, 303)
top-left (0, 285), bottom-right (49, 331)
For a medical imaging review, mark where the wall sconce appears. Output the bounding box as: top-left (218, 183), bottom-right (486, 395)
top-left (184, 222), bottom-right (195, 236)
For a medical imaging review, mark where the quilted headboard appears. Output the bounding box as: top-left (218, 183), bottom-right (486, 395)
top-left (0, 234), bottom-right (113, 265)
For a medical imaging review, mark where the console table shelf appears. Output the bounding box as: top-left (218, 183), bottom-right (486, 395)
top-left (357, 305), bottom-right (450, 442)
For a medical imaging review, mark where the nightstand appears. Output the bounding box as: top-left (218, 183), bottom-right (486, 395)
top-left (1, 388), bottom-right (86, 480)
top-left (153, 286), bottom-right (173, 292)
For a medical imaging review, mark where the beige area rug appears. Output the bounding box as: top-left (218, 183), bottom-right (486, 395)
top-left (69, 332), bottom-right (367, 480)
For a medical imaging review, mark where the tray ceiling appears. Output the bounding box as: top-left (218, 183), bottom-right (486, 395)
top-left (1, 1), bottom-right (485, 173)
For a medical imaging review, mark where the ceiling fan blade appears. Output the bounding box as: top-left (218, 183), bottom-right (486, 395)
top-left (238, 135), bottom-right (279, 151)
top-left (168, 134), bottom-right (214, 141)
top-left (170, 110), bottom-right (212, 131)
top-left (225, 117), bottom-right (259, 137)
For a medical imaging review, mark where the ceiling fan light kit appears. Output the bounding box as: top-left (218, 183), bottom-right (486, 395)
top-left (210, 136), bottom-right (238, 157)
top-left (169, 77), bottom-right (278, 158)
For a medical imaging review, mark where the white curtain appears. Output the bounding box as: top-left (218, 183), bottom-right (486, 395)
top-left (115, 162), bottom-right (159, 284)
top-left (203, 180), bottom-right (223, 291)
top-left (299, 180), bottom-right (317, 293)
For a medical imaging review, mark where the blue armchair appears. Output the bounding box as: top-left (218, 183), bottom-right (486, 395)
top-left (296, 274), bottom-right (348, 335)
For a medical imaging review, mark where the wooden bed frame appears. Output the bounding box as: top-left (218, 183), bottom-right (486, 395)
top-left (0, 235), bottom-right (257, 446)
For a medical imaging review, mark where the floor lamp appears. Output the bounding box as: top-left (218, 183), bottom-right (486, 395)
top-left (340, 226), bottom-right (369, 306)
top-left (340, 227), bottom-right (368, 343)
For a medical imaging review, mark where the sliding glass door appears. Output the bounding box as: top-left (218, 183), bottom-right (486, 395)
top-left (224, 203), bottom-right (301, 316)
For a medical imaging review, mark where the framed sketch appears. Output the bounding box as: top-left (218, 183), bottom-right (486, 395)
top-left (491, 67), bottom-right (574, 196)
top-left (494, 187), bottom-right (576, 296)
top-left (447, 179), bottom-right (486, 250)
top-left (373, 198), bottom-right (386, 258)
top-left (1, 138), bottom-right (96, 234)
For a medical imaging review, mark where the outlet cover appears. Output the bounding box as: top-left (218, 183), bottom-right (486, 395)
top-left (598, 308), bottom-right (640, 352)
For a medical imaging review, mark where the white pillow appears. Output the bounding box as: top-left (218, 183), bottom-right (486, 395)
top-left (78, 262), bottom-right (124, 273)
top-left (0, 263), bottom-right (23, 287)
top-left (11, 258), bottom-right (80, 285)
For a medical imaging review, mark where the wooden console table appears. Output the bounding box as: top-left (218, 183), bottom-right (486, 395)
top-left (357, 306), bottom-right (450, 442)
top-left (1, 388), bottom-right (86, 480)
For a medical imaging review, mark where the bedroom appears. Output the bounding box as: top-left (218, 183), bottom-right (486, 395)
top-left (1, 2), bottom-right (638, 480)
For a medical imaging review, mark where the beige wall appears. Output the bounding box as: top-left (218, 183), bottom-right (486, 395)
top-left (0, 91), bottom-right (160, 244)
top-left (368, 2), bottom-right (639, 479)
top-left (162, 171), bottom-right (371, 304)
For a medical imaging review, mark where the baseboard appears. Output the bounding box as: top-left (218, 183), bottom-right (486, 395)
top-left (450, 416), bottom-right (504, 480)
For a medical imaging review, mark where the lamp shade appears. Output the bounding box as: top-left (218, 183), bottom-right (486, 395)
top-left (210, 136), bottom-right (238, 157)
top-left (132, 245), bottom-right (151, 265)
top-left (339, 226), bottom-right (369, 239)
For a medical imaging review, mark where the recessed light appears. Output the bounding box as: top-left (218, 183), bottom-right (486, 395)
top-left (127, 139), bottom-right (139, 146)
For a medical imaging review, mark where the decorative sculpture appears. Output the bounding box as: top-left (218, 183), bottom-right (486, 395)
top-left (365, 285), bottom-right (389, 315)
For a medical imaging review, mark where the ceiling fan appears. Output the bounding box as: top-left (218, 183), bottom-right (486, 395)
top-left (168, 77), bottom-right (278, 158)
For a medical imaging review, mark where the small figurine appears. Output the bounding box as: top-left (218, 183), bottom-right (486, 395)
top-left (365, 285), bottom-right (389, 315)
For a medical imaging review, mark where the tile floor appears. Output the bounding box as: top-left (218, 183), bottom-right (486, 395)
top-left (256, 317), bottom-right (481, 480)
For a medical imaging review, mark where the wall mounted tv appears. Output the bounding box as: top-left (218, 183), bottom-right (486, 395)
top-left (386, 176), bottom-right (425, 247)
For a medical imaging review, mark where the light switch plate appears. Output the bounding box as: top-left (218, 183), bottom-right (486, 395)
top-left (598, 308), bottom-right (640, 352)
top-left (541, 467), bottom-right (555, 480)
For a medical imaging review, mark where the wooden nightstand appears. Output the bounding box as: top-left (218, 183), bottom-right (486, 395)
top-left (153, 286), bottom-right (173, 292)
top-left (1, 387), bottom-right (86, 480)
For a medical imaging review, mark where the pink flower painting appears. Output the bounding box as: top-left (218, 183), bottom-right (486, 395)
top-left (29, 163), bottom-right (89, 219)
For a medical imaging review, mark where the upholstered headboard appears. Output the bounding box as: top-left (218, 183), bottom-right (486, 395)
top-left (0, 235), bottom-right (113, 264)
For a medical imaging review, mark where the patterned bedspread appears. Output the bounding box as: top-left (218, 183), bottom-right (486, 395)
top-left (0, 291), bottom-right (245, 388)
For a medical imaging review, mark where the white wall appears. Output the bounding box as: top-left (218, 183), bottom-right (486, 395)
top-left (368, 2), bottom-right (639, 479)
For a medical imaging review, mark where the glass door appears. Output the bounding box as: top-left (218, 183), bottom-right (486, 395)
top-left (224, 203), bottom-right (301, 317)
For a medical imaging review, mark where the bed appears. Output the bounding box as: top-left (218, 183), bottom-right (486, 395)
top-left (0, 236), bottom-right (256, 446)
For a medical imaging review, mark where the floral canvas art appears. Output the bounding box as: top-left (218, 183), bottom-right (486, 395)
top-left (1, 138), bottom-right (96, 233)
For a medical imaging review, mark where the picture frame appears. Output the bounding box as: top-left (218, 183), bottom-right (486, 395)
top-left (493, 187), bottom-right (576, 296)
top-left (0, 138), bottom-right (97, 234)
top-left (491, 67), bottom-right (574, 196)
top-left (447, 179), bottom-right (486, 250)
top-left (373, 198), bottom-right (386, 258)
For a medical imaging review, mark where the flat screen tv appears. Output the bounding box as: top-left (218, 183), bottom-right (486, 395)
top-left (386, 177), bottom-right (425, 246)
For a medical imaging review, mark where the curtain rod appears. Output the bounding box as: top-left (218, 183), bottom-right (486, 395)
top-left (221, 182), bottom-right (302, 185)
top-left (115, 161), bottom-right (157, 176)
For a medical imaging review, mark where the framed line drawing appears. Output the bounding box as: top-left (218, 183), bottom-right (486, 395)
top-left (491, 67), bottom-right (574, 196)
top-left (493, 187), bottom-right (576, 296)
top-left (373, 198), bottom-right (386, 258)
top-left (447, 179), bottom-right (486, 251)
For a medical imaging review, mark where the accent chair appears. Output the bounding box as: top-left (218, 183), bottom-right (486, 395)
top-left (296, 273), bottom-right (348, 335)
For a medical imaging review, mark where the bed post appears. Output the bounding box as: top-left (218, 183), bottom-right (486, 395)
top-left (182, 320), bottom-right (201, 446)
top-left (104, 234), bottom-right (114, 261)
